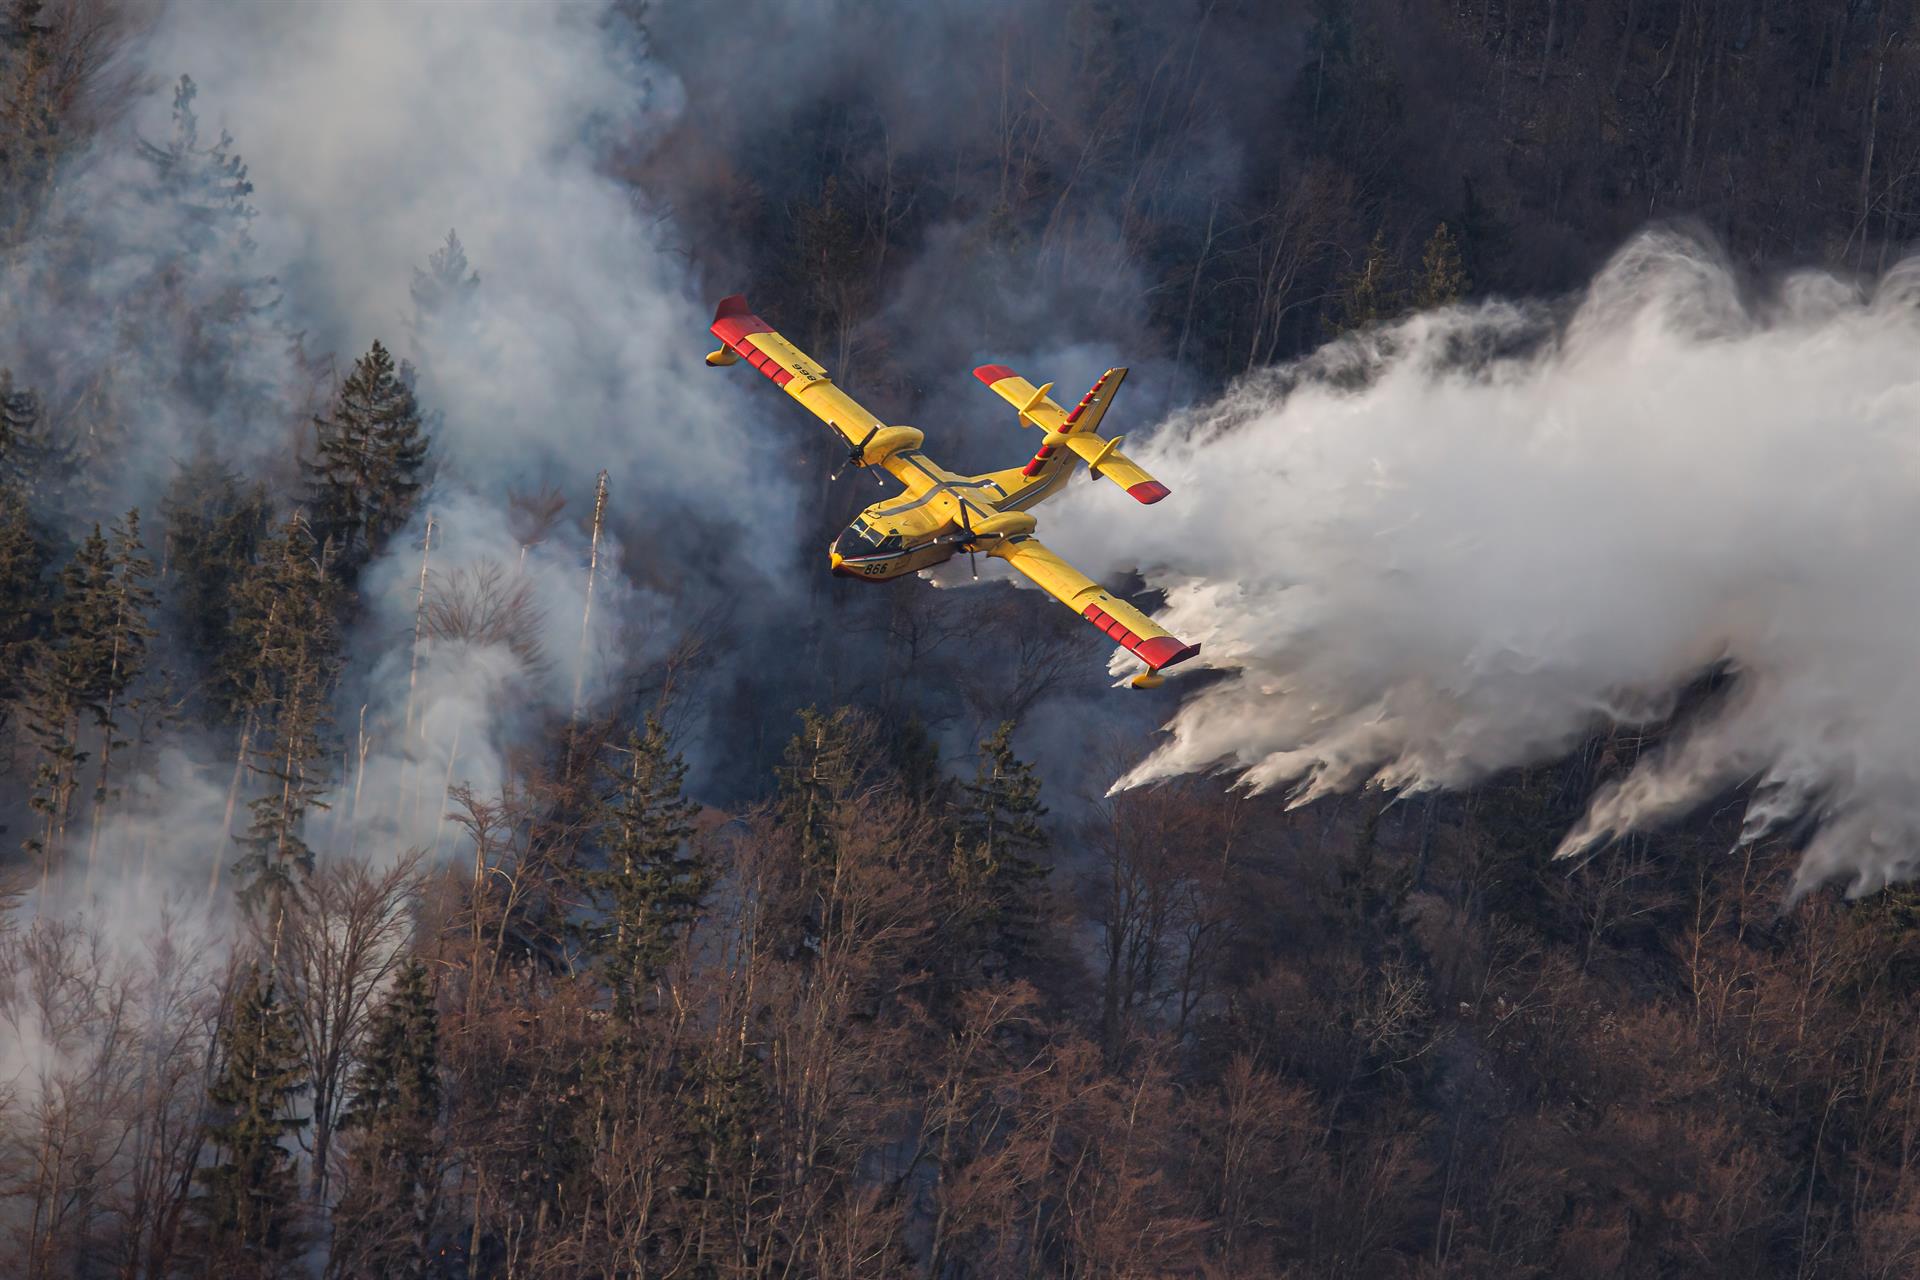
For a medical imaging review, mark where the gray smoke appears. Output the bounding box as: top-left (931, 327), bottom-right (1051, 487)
top-left (0, 0), bottom-right (834, 922)
top-left (126, 0), bottom-right (805, 853)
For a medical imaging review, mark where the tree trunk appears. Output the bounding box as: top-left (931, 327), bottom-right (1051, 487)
top-left (1857, 16), bottom-right (1891, 269)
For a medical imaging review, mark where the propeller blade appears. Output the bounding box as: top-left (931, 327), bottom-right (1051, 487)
top-left (831, 425), bottom-right (881, 482)
top-left (959, 504), bottom-right (978, 578)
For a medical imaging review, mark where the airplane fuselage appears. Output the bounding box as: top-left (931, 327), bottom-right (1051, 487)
top-left (827, 448), bottom-right (1070, 580)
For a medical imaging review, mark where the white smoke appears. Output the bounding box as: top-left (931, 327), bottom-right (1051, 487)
top-left (1043, 231), bottom-right (1920, 897)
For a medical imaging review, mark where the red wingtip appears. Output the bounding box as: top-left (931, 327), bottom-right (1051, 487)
top-left (714, 294), bottom-right (752, 322)
top-left (1135, 636), bottom-right (1200, 672)
top-left (1127, 480), bottom-right (1171, 505)
top-left (974, 363), bottom-right (1016, 385)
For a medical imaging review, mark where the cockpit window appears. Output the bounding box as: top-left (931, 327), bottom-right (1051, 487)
top-left (847, 517), bottom-right (902, 552)
top-left (836, 521), bottom-right (905, 559)
top-left (836, 523), bottom-right (893, 559)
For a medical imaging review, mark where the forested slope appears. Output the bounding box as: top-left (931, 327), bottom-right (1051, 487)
top-left (3, 2), bottom-right (1920, 1277)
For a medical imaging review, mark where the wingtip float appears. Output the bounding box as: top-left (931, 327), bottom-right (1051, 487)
top-left (707, 293), bottom-right (1199, 687)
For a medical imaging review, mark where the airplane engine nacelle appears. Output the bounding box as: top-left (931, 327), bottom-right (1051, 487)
top-left (972, 511), bottom-right (1037, 541)
top-left (862, 425), bottom-right (924, 462)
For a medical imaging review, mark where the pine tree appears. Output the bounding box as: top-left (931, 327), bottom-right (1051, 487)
top-left (1414, 221), bottom-right (1470, 309)
top-left (948, 721), bottom-right (1050, 970)
top-left (20, 525), bottom-right (117, 875)
top-left (235, 657), bottom-right (331, 931)
top-left (409, 229), bottom-right (479, 329)
top-left (577, 718), bottom-right (707, 1019)
top-left (126, 75), bottom-right (289, 439)
top-left (0, 368), bottom-right (47, 488)
top-left (1333, 230), bottom-right (1402, 334)
top-left (161, 455), bottom-right (272, 723)
top-left (331, 958), bottom-right (441, 1280)
top-left (776, 706), bottom-right (870, 872)
top-left (889, 714), bottom-right (949, 809)
top-left (230, 514), bottom-right (338, 929)
top-left (17, 509), bottom-right (153, 879)
top-left (0, 0), bottom-right (61, 246)
top-left (0, 481), bottom-right (46, 727)
top-left (80, 509), bottom-right (158, 878)
top-left (679, 1045), bottom-right (772, 1223)
top-left (138, 74), bottom-right (258, 254)
top-left (0, 371), bottom-right (51, 737)
top-left (306, 341), bottom-right (430, 579)
top-left (189, 964), bottom-right (309, 1278)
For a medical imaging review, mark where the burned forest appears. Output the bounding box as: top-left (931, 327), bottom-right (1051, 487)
top-left (6, 1), bottom-right (1920, 1278)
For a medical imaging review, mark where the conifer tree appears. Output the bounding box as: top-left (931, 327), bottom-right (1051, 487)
top-left (578, 718), bottom-right (707, 1019)
top-left (190, 963), bottom-right (309, 1278)
top-left (679, 1045), bottom-right (772, 1228)
top-left (776, 706), bottom-right (870, 872)
top-left (1333, 230), bottom-right (1401, 333)
top-left (409, 229), bottom-right (479, 329)
top-left (139, 74), bottom-right (257, 253)
top-left (21, 524), bottom-right (116, 874)
top-left (0, 372), bottom-right (50, 732)
top-left (947, 721), bottom-right (1050, 969)
top-left (125, 75), bottom-right (289, 442)
top-left (1415, 221), bottom-right (1470, 309)
top-left (80, 509), bottom-right (157, 876)
top-left (0, 368), bottom-right (47, 487)
top-left (889, 714), bottom-right (949, 808)
top-left (0, 0), bottom-right (62, 246)
top-left (331, 958), bottom-right (441, 1279)
top-left (160, 456), bottom-right (272, 723)
top-left (0, 483), bottom-right (46, 728)
top-left (230, 514), bottom-right (338, 930)
top-left (306, 341), bottom-right (430, 579)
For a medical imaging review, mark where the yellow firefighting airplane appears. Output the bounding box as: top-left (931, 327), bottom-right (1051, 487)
top-left (706, 294), bottom-right (1199, 687)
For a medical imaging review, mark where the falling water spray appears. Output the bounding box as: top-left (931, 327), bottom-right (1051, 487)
top-left (1042, 232), bottom-right (1920, 898)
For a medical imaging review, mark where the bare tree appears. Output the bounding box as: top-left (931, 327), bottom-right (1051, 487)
top-left (275, 850), bottom-right (426, 1203)
top-left (424, 559), bottom-right (548, 675)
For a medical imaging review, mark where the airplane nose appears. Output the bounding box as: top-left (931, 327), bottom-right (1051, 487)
top-left (829, 550), bottom-right (852, 578)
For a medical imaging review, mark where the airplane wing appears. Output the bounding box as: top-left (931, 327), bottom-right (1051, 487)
top-left (709, 296), bottom-right (930, 489)
top-left (990, 535), bottom-right (1199, 674)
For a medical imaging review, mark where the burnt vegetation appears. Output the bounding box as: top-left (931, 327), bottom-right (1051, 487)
top-left (4, 1), bottom-right (1920, 1277)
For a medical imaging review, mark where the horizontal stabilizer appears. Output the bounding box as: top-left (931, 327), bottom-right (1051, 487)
top-left (975, 363), bottom-right (1165, 501)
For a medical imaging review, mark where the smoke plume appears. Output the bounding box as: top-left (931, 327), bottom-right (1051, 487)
top-left (1044, 231), bottom-right (1920, 897)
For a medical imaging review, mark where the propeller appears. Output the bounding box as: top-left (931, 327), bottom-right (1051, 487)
top-left (958, 504), bottom-right (978, 580)
top-left (833, 425), bottom-right (883, 482)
